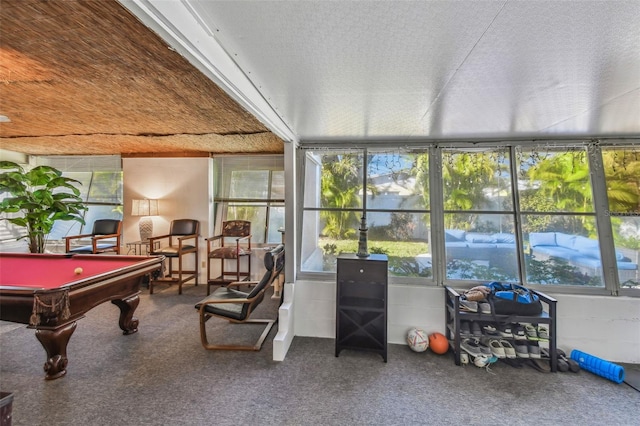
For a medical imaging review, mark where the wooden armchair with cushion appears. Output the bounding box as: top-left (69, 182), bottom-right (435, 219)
top-left (206, 220), bottom-right (252, 295)
top-left (195, 244), bottom-right (284, 351)
top-left (148, 219), bottom-right (199, 294)
top-left (65, 219), bottom-right (122, 254)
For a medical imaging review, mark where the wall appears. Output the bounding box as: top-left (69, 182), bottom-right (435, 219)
top-left (122, 157), bottom-right (213, 282)
top-left (292, 279), bottom-right (640, 364)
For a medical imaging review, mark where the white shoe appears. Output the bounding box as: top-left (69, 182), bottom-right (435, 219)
top-left (537, 325), bottom-right (550, 341)
top-left (489, 339), bottom-right (506, 358)
top-left (459, 299), bottom-right (478, 312)
top-left (500, 339), bottom-right (517, 358)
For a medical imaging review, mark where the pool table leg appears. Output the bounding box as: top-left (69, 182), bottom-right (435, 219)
top-left (112, 294), bottom-right (140, 335)
top-left (35, 322), bottom-right (76, 380)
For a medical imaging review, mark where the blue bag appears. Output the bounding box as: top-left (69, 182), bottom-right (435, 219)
top-left (484, 282), bottom-right (543, 316)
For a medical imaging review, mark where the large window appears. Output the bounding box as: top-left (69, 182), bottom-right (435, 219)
top-left (442, 148), bottom-right (516, 282)
top-left (300, 142), bottom-right (639, 293)
top-left (302, 149), bottom-right (433, 281)
top-left (0, 156), bottom-right (123, 250)
top-left (602, 147), bottom-right (640, 289)
top-left (214, 156), bottom-right (284, 245)
top-left (48, 171), bottom-right (123, 239)
top-left (518, 147), bottom-right (601, 286)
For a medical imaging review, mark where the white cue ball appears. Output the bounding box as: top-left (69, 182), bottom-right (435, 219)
top-left (74, 267), bottom-right (83, 275)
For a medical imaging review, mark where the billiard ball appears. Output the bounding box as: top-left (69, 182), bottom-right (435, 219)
top-left (74, 267), bottom-right (83, 275)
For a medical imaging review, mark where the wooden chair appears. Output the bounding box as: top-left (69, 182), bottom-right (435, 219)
top-left (206, 220), bottom-right (252, 295)
top-left (148, 219), bottom-right (199, 294)
top-left (195, 244), bottom-right (284, 351)
top-left (65, 219), bottom-right (122, 254)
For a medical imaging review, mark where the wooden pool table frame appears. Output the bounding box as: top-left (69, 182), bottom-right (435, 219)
top-left (0, 253), bottom-right (164, 380)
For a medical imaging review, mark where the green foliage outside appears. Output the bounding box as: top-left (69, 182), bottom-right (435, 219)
top-left (441, 151), bottom-right (509, 230)
top-left (320, 238), bottom-right (426, 258)
top-left (316, 148), bottom-right (639, 282)
top-left (320, 237), bottom-right (431, 277)
top-left (320, 153), bottom-right (362, 239)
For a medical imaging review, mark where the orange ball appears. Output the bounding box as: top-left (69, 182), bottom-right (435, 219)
top-left (428, 332), bottom-right (449, 355)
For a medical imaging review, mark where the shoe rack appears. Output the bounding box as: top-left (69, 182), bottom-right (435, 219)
top-left (444, 286), bottom-right (558, 372)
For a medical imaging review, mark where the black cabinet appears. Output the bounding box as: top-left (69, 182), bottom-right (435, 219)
top-left (444, 286), bottom-right (558, 372)
top-left (335, 254), bottom-right (388, 362)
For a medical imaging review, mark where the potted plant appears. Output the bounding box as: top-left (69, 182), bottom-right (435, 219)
top-left (0, 161), bottom-right (87, 253)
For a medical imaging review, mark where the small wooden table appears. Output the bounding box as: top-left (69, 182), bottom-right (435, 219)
top-left (126, 240), bottom-right (160, 255)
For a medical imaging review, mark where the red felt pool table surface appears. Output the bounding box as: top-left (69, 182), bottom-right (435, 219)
top-left (0, 253), bottom-right (147, 289)
top-left (0, 252), bottom-right (164, 380)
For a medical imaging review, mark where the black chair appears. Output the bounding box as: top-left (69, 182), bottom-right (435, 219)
top-left (148, 219), bottom-right (199, 294)
top-left (195, 244), bottom-right (284, 351)
top-left (206, 220), bottom-right (252, 295)
top-left (65, 219), bottom-right (122, 254)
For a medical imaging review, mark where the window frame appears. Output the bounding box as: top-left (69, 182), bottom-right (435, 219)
top-left (0, 156), bottom-right (123, 251)
top-left (297, 141), bottom-right (639, 296)
top-left (213, 155), bottom-right (285, 245)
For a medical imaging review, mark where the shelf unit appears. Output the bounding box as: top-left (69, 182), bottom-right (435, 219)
top-left (335, 254), bottom-right (388, 362)
top-left (444, 286), bottom-right (558, 372)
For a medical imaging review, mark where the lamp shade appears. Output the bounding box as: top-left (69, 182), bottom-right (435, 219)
top-left (131, 199), bottom-right (159, 217)
top-left (131, 199), bottom-right (159, 242)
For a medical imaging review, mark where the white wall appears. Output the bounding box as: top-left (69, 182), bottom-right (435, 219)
top-left (292, 279), bottom-right (640, 364)
top-left (123, 157), bottom-right (213, 282)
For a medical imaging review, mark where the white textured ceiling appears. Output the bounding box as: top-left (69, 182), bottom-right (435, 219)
top-left (122, 0), bottom-right (640, 144)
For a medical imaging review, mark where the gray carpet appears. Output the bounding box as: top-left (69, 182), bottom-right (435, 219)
top-left (1, 283), bottom-right (638, 426)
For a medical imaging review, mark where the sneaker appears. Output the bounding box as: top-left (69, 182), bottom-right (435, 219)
top-left (500, 339), bottom-right (517, 358)
top-left (459, 299), bottom-right (478, 312)
top-left (460, 321), bottom-right (471, 338)
top-left (479, 302), bottom-right (491, 314)
top-left (482, 324), bottom-right (499, 336)
top-left (512, 324), bottom-right (527, 340)
top-left (524, 324), bottom-right (538, 340)
top-left (498, 324), bottom-right (513, 338)
top-left (528, 341), bottom-right (541, 359)
top-left (537, 325), bottom-right (549, 341)
top-left (460, 339), bottom-right (483, 357)
top-left (514, 341), bottom-right (529, 358)
top-left (471, 321), bottom-right (482, 338)
top-left (476, 339), bottom-right (492, 356)
top-left (527, 358), bottom-right (551, 373)
top-left (488, 339), bottom-right (506, 358)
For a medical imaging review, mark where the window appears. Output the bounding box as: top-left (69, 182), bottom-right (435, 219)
top-left (213, 156), bottom-right (284, 245)
top-left (602, 146), bottom-right (640, 291)
top-left (300, 142), bottom-right (639, 293)
top-left (47, 169), bottom-right (123, 240)
top-left (301, 149), bottom-right (433, 281)
top-left (0, 156), bottom-right (123, 248)
top-left (517, 147), bottom-right (602, 286)
top-left (442, 148), bottom-right (517, 281)
top-left (48, 171), bottom-right (123, 239)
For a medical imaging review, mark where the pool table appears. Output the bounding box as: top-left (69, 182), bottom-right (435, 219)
top-left (0, 253), bottom-right (164, 380)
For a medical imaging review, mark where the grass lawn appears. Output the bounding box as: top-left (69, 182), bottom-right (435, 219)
top-left (319, 238), bottom-right (428, 257)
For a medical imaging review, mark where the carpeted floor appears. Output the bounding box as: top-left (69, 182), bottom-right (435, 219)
top-left (1, 283), bottom-right (638, 426)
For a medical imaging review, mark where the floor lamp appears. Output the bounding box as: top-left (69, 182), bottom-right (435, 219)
top-left (131, 199), bottom-right (159, 242)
